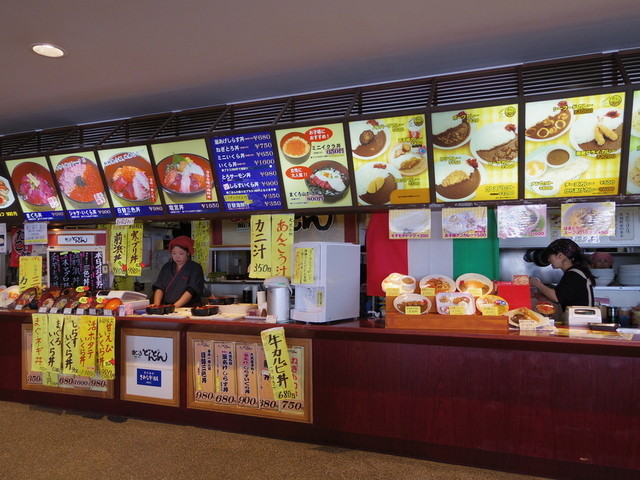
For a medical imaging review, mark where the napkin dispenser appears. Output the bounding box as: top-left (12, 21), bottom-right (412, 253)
top-left (564, 306), bottom-right (602, 326)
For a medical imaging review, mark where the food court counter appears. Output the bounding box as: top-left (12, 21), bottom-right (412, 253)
top-left (1, 310), bottom-right (639, 480)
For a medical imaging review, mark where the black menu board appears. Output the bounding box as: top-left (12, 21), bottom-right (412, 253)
top-left (150, 139), bottom-right (220, 215)
top-left (49, 151), bottom-right (113, 220)
top-left (210, 132), bottom-right (284, 212)
top-left (5, 157), bottom-right (67, 221)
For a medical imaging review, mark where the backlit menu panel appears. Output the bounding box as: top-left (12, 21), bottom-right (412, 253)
top-left (150, 139), bottom-right (220, 215)
top-left (49, 151), bottom-right (112, 220)
top-left (210, 132), bottom-right (283, 212)
top-left (0, 164), bottom-right (21, 220)
top-left (274, 124), bottom-right (352, 209)
top-left (524, 93), bottom-right (625, 199)
top-left (432, 104), bottom-right (519, 203)
top-left (97, 146), bottom-right (165, 217)
top-left (5, 157), bottom-right (66, 221)
top-left (626, 90), bottom-right (640, 194)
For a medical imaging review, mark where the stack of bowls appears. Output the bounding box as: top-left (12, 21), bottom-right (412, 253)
top-left (591, 268), bottom-right (615, 286)
top-left (617, 264), bottom-right (640, 286)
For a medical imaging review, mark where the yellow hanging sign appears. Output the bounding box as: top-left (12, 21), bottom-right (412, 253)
top-left (98, 316), bottom-right (116, 380)
top-left (126, 223), bottom-right (143, 277)
top-left (293, 248), bottom-right (315, 284)
top-left (250, 215), bottom-right (273, 279)
top-left (62, 315), bottom-right (80, 375)
top-left (260, 327), bottom-right (296, 400)
top-left (110, 224), bottom-right (128, 276)
top-left (78, 315), bottom-right (98, 378)
top-left (18, 255), bottom-right (42, 292)
top-left (31, 313), bottom-right (48, 372)
top-left (271, 214), bottom-right (294, 278)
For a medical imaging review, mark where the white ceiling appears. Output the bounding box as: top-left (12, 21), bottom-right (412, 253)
top-left (2, 0), bottom-right (640, 136)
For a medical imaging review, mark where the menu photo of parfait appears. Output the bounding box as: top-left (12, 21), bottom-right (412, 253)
top-left (97, 145), bottom-right (165, 217)
top-left (349, 115), bottom-right (429, 206)
top-left (432, 104), bottom-right (518, 203)
top-left (524, 93), bottom-right (625, 199)
top-left (275, 124), bottom-right (352, 209)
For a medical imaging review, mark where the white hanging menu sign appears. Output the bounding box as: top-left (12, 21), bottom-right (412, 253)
top-left (24, 222), bottom-right (48, 245)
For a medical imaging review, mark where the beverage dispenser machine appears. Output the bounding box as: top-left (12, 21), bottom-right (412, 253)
top-left (290, 242), bottom-right (360, 323)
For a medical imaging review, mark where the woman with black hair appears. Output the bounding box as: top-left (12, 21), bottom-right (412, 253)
top-left (529, 238), bottom-right (595, 312)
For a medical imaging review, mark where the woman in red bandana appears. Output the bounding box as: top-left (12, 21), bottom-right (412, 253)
top-left (152, 235), bottom-right (204, 307)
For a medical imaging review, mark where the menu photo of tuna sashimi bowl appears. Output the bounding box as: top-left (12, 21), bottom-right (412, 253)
top-left (104, 154), bottom-right (153, 202)
top-left (11, 161), bottom-right (58, 207)
top-left (157, 153), bottom-right (210, 197)
top-left (55, 156), bottom-right (107, 205)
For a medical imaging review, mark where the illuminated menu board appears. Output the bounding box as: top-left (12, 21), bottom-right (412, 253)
top-left (349, 115), bottom-right (429, 206)
top-left (210, 131), bottom-right (283, 212)
top-left (150, 139), bottom-right (220, 215)
top-left (524, 93), bottom-right (625, 199)
top-left (432, 104), bottom-right (518, 203)
top-left (0, 165), bottom-right (21, 220)
top-left (274, 124), bottom-right (352, 209)
top-left (626, 90), bottom-right (640, 194)
top-left (49, 151), bottom-right (113, 220)
top-left (97, 146), bottom-right (165, 217)
top-left (5, 157), bottom-right (66, 221)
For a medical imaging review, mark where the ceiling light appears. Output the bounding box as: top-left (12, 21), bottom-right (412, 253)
top-left (32, 43), bottom-right (65, 58)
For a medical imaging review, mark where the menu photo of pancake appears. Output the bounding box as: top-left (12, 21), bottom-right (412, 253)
top-left (431, 105), bottom-right (519, 203)
top-left (350, 115), bottom-right (429, 206)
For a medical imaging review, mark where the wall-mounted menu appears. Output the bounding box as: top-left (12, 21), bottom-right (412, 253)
top-left (275, 124), bottom-right (352, 209)
top-left (432, 104), bottom-right (518, 203)
top-left (524, 93), bottom-right (625, 199)
top-left (211, 132), bottom-right (283, 212)
top-left (150, 139), bottom-right (220, 215)
top-left (49, 151), bottom-right (112, 220)
top-left (97, 146), bottom-right (164, 217)
top-left (0, 165), bottom-right (20, 220)
top-left (5, 157), bottom-right (66, 221)
top-left (626, 90), bottom-right (640, 195)
top-left (349, 115), bottom-right (429, 205)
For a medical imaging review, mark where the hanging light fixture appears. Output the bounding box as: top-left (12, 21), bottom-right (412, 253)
top-left (31, 43), bottom-right (66, 58)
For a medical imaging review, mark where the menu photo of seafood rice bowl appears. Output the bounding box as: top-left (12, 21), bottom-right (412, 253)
top-left (55, 156), bottom-right (106, 205)
top-left (104, 153), bottom-right (154, 202)
top-left (158, 153), bottom-right (209, 196)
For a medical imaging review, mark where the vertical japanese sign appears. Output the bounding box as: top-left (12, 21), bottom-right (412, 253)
top-left (151, 139), bottom-right (220, 214)
top-left (97, 317), bottom-right (116, 380)
top-left (126, 223), bottom-right (143, 277)
top-left (191, 220), bottom-right (210, 274)
top-left (524, 93), bottom-right (624, 198)
top-left (31, 313), bottom-right (48, 372)
top-left (260, 327), bottom-right (296, 400)
top-left (270, 214), bottom-right (294, 278)
top-left (432, 104), bottom-right (518, 203)
top-left (110, 224), bottom-right (128, 276)
top-left (46, 314), bottom-right (64, 373)
top-left (292, 247), bottom-right (315, 284)
top-left (236, 343), bottom-right (259, 408)
top-left (19, 255), bottom-right (42, 291)
top-left (250, 215), bottom-right (273, 278)
top-left (214, 341), bottom-right (237, 406)
top-left (62, 315), bottom-right (79, 375)
top-left (78, 315), bottom-right (98, 378)
top-left (194, 340), bottom-right (215, 401)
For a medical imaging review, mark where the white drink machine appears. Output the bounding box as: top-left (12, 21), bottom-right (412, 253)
top-left (290, 242), bottom-right (360, 323)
